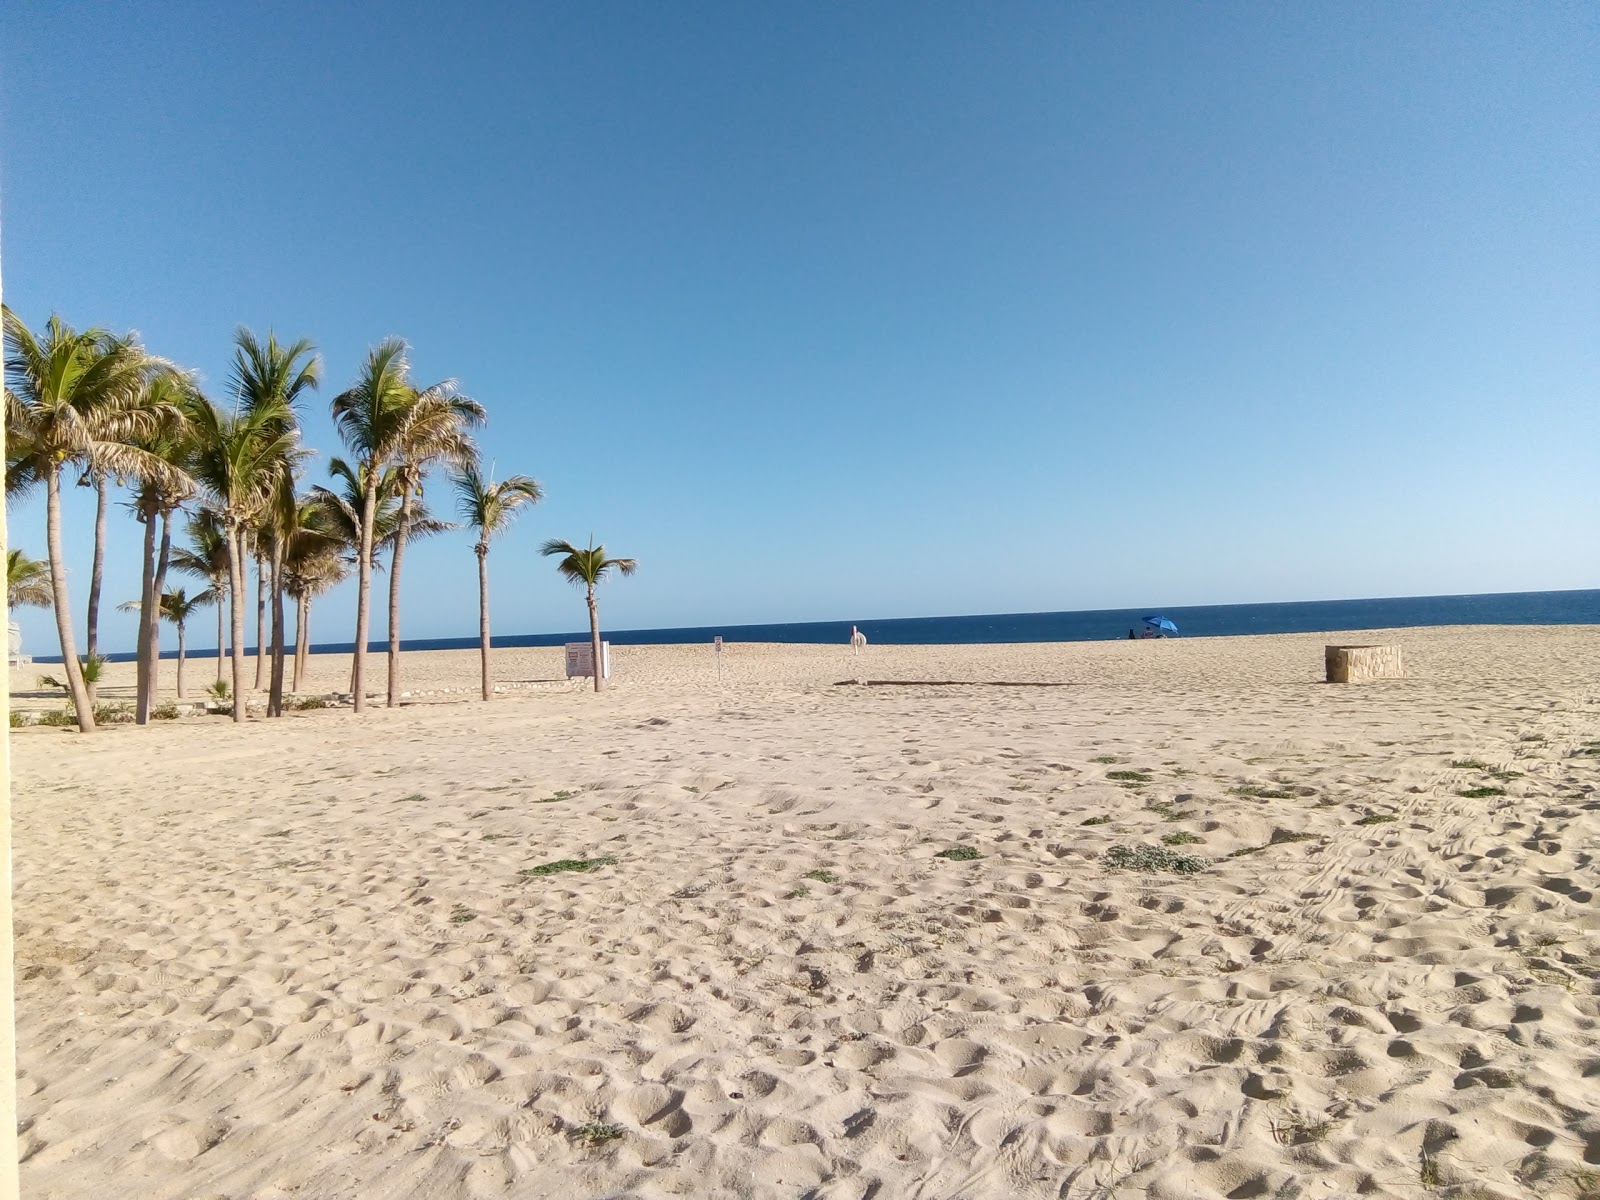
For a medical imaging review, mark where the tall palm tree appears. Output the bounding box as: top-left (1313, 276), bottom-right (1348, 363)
top-left (229, 329), bottom-right (319, 715)
top-left (540, 538), bottom-right (637, 694)
top-left (7, 549), bottom-right (52, 609)
top-left (119, 587), bottom-right (215, 699)
top-left (330, 339), bottom-right (482, 712)
top-left (5, 307), bottom-right (174, 731)
top-left (189, 393), bottom-right (297, 722)
top-left (170, 511), bottom-right (232, 682)
top-left (452, 461), bottom-right (541, 700)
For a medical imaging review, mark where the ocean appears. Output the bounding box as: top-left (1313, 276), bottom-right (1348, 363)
top-left (72, 587), bottom-right (1599, 663)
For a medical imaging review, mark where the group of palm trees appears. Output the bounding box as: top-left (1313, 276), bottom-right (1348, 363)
top-left (5, 306), bottom-right (637, 734)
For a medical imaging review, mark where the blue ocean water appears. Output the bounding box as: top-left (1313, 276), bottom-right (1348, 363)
top-left (66, 588), bottom-right (1599, 664)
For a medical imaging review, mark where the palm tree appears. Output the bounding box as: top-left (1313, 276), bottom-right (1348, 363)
top-left (170, 511), bottom-right (232, 682)
top-left (229, 329), bottom-right (319, 715)
top-left (190, 393), bottom-right (297, 722)
top-left (283, 499), bottom-right (348, 694)
top-left (5, 307), bottom-right (174, 731)
top-left (128, 373), bottom-right (199, 723)
top-left (119, 588), bottom-right (215, 699)
top-left (540, 538), bottom-right (636, 694)
top-left (452, 461), bottom-right (542, 700)
top-left (330, 339), bottom-right (482, 712)
top-left (7, 549), bottom-right (52, 609)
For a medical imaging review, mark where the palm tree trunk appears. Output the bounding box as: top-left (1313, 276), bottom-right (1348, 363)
top-left (134, 503), bottom-right (158, 725)
top-left (351, 468), bottom-right (379, 713)
top-left (151, 507), bottom-right (173, 703)
top-left (254, 550), bottom-right (267, 689)
top-left (588, 586), bottom-right (603, 694)
top-left (477, 546), bottom-right (491, 700)
top-left (293, 593), bottom-right (309, 694)
top-left (86, 471), bottom-right (108, 663)
top-left (216, 594), bottom-right (226, 682)
top-left (176, 621), bottom-right (186, 699)
top-left (385, 488), bottom-right (414, 707)
top-left (268, 546), bottom-right (287, 717)
top-left (45, 470), bottom-right (95, 731)
top-left (226, 527), bottom-right (248, 722)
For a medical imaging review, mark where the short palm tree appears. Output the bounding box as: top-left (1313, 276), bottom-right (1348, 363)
top-left (119, 588), bottom-right (215, 699)
top-left (7, 549), bottom-right (52, 609)
top-left (452, 461), bottom-right (541, 699)
top-left (170, 511), bottom-right (232, 682)
top-left (330, 338), bottom-right (481, 711)
top-left (540, 538), bottom-right (636, 693)
top-left (5, 306), bottom-right (175, 730)
top-left (128, 373), bottom-right (199, 723)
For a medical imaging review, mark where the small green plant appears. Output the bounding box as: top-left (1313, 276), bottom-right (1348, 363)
top-left (481, 832), bottom-right (513, 841)
top-left (519, 856), bottom-right (618, 878)
top-left (36, 709), bottom-right (76, 727)
top-left (291, 695), bottom-right (329, 710)
top-left (572, 1121), bottom-right (624, 1147)
top-left (1487, 768), bottom-right (1523, 781)
top-left (1227, 845), bottom-right (1266, 858)
top-left (449, 904), bottom-right (477, 924)
top-left (206, 679), bottom-right (230, 700)
top-left (1272, 1113), bottom-right (1332, 1145)
top-left (803, 868), bottom-right (840, 883)
top-left (1356, 813), bottom-right (1397, 825)
top-left (783, 885), bottom-right (810, 900)
top-left (934, 846), bottom-right (982, 861)
top-left (151, 701), bottom-right (180, 720)
top-left (539, 790), bottom-right (577, 803)
top-left (398, 793), bottom-right (428, 802)
top-left (1090, 754), bottom-right (1120, 764)
top-left (8, 710), bottom-right (28, 728)
top-left (1458, 786), bottom-right (1505, 799)
top-left (1419, 1151), bottom-right (1441, 1189)
top-left (1146, 801), bottom-right (1195, 822)
top-left (1449, 758), bottom-right (1488, 770)
top-left (1107, 770), bottom-right (1151, 784)
top-left (1161, 831), bottom-right (1203, 846)
top-left (1104, 843), bottom-right (1206, 875)
top-left (1231, 785), bottom-right (1293, 799)
top-left (93, 702), bottom-right (133, 724)
top-left (1082, 815), bottom-right (1112, 826)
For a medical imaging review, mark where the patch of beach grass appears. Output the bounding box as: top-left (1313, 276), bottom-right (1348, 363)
top-left (803, 868), bottom-right (840, 884)
top-left (934, 846), bottom-right (983, 861)
top-left (1104, 843), bottom-right (1206, 875)
top-left (1161, 831), bottom-right (1203, 846)
top-left (519, 856), bottom-right (617, 878)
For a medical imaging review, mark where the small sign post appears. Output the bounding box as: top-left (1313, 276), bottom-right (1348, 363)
top-left (714, 636), bottom-right (723, 686)
top-left (564, 641), bottom-right (610, 680)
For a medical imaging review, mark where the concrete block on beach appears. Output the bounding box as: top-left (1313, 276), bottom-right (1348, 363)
top-left (1325, 643), bottom-right (1404, 683)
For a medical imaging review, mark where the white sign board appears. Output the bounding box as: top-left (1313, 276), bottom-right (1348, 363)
top-left (564, 641), bottom-right (611, 680)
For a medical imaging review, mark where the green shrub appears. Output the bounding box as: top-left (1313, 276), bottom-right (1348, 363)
top-left (151, 702), bottom-right (180, 720)
top-left (36, 710), bottom-right (76, 727)
top-left (1104, 843), bottom-right (1206, 875)
top-left (934, 846), bottom-right (982, 861)
top-left (8, 710), bottom-right (28, 728)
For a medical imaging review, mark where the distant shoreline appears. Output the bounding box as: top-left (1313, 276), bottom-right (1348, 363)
top-left (29, 587), bottom-right (1598, 664)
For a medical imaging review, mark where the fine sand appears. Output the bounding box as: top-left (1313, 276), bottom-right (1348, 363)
top-left (11, 626), bottom-right (1600, 1199)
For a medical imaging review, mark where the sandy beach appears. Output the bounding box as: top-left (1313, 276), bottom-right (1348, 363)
top-left (11, 625), bottom-right (1600, 1199)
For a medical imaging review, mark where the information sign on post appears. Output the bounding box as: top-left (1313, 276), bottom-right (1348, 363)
top-left (564, 641), bottom-right (611, 680)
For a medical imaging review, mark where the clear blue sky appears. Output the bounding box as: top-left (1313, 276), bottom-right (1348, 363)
top-left (4, 2), bottom-right (1596, 653)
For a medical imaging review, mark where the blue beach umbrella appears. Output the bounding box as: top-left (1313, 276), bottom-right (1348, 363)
top-left (1142, 615), bottom-right (1178, 634)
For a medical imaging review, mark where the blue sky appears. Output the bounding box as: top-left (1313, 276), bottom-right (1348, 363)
top-left (4, 2), bottom-right (1596, 653)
